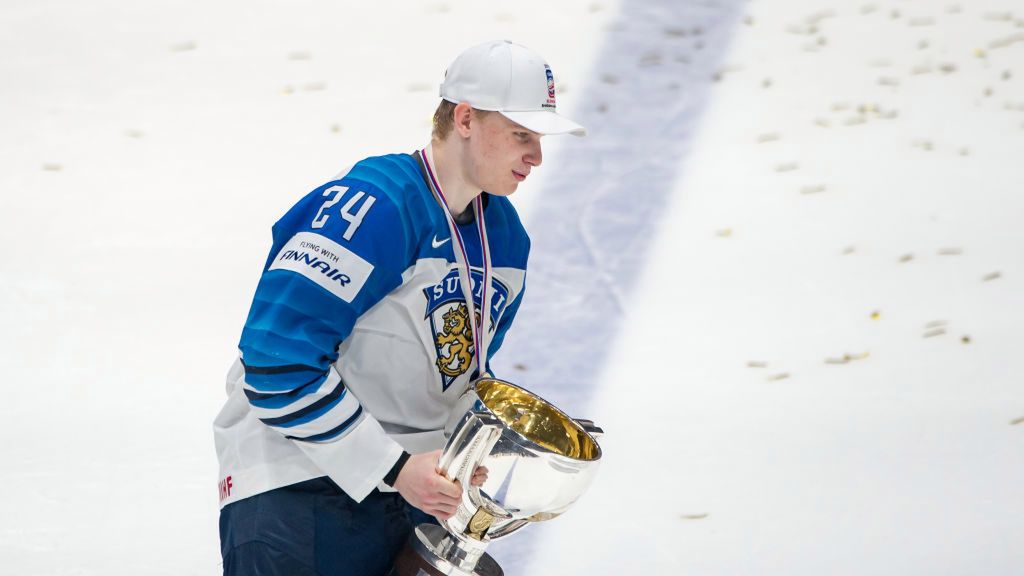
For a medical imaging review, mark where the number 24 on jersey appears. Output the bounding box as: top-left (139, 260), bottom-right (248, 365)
top-left (311, 185), bottom-right (376, 241)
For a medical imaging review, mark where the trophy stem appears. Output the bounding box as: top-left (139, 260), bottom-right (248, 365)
top-left (395, 524), bottom-right (502, 576)
top-left (438, 532), bottom-right (487, 571)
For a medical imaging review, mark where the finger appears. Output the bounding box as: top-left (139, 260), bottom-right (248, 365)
top-left (425, 487), bottom-right (461, 509)
top-left (434, 491), bottom-right (462, 508)
top-left (443, 500), bottom-right (460, 515)
top-left (430, 503), bottom-right (458, 520)
top-left (436, 478), bottom-right (463, 499)
top-left (472, 466), bottom-right (488, 483)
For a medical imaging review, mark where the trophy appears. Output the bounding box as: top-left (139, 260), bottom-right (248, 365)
top-left (393, 378), bottom-right (603, 576)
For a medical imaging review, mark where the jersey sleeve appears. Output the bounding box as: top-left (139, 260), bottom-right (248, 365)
top-left (237, 178), bottom-right (412, 502)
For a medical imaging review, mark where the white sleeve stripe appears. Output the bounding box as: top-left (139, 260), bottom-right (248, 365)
top-left (265, 389), bottom-right (363, 438)
top-left (246, 368), bottom-right (343, 420)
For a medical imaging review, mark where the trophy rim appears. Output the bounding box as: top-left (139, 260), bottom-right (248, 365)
top-left (473, 377), bottom-right (603, 462)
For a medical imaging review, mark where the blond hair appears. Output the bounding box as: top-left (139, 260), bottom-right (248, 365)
top-left (431, 100), bottom-right (492, 141)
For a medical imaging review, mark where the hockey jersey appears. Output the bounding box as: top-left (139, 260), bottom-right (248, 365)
top-left (213, 151), bottom-right (529, 507)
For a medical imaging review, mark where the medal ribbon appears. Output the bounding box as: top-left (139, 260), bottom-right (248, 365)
top-left (419, 147), bottom-right (493, 380)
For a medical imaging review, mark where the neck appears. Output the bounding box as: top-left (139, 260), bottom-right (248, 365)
top-left (428, 140), bottom-right (480, 220)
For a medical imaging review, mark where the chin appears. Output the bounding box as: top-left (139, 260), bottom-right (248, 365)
top-left (488, 183), bottom-right (517, 197)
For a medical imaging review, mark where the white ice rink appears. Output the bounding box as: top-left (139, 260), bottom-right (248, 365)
top-left (2, 0), bottom-right (1022, 574)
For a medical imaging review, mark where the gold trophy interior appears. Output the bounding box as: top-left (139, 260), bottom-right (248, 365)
top-left (475, 379), bottom-right (600, 462)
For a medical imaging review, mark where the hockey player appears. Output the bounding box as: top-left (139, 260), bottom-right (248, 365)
top-left (213, 40), bottom-right (585, 575)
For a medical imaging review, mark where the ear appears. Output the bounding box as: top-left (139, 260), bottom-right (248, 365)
top-left (453, 102), bottom-right (474, 138)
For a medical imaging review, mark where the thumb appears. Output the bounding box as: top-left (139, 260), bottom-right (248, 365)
top-left (430, 451), bottom-right (450, 477)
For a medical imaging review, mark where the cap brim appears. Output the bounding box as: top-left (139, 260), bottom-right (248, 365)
top-left (500, 110), bottom-right (587, 137)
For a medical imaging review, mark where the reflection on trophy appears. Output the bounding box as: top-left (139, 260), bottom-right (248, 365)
top-left (393, 378), bottom-right (603, 576)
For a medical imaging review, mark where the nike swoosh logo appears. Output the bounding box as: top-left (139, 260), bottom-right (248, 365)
top-left (432, 235), bottom-right (451, 249)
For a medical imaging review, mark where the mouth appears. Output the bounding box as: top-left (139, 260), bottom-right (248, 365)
top-left (512, 170), bottom-right (527, 182)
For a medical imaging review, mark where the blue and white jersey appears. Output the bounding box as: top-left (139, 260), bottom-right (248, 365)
top-left (214, 152), bottom-right (529, 507)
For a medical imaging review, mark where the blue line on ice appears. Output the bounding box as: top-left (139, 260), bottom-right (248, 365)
top-left (487, 0), bottom-right (744, 569)
top-left (493, 0), bottom-right (746, 416)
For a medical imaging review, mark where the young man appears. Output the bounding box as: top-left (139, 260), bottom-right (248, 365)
top-left (214, 40), bottom-right (585, 575)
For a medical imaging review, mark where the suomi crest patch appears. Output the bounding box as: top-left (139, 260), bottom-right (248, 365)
top-left (423, 268), bottom-right (510, 391)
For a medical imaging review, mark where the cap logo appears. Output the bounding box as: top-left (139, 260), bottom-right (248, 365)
top-left (544, 64), bottom-right (556, 109)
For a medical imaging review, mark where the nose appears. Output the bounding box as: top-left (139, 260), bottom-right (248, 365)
top-left (524, 139), bottom-right (542, 168)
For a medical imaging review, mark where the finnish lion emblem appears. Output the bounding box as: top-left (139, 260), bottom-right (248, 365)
top-left (434, 302), bottom-right (476, 377)
top-left (423, 269), bottom-right (510, 390)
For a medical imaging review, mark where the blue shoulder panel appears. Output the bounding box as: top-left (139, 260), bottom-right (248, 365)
top-left (238, 155), bottom-right (426, 441)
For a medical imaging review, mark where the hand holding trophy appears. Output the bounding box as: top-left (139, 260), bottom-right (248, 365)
top-left (393, 378), bottom-right (604, 576)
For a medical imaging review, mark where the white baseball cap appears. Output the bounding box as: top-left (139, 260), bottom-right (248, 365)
top-left (440, 40), bottom-right (586, 137)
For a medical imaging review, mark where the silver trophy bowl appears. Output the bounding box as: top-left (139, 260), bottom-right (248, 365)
top-left (395, 378), bottom-right (603, 576)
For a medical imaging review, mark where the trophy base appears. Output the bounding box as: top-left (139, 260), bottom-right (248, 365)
top-left (392, 524), bottom-right (503, 576)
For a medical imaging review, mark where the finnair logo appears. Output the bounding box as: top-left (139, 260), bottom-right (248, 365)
top-left (270, 232), bottom-right (373, 302)
top-left (278, 249), bottom-right (352, 286)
